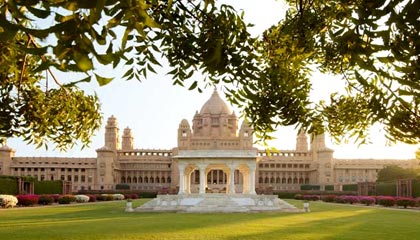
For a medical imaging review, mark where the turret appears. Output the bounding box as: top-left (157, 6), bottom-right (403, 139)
top-left (311, 133), bottom-right (334, 187)
top-left (104, 115), bottom-right (120, 150)
top-left (0, 143), bottom-right (14, 175)
top-left (121, 127), bottom-right (134, 150)
top-left (178, 119), bottom-right (191, 149)
top-left (296, 130), bottom-right (308, 152)
top-left (239, 119), bottom-right (253, 149)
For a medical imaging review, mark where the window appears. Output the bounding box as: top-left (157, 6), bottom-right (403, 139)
top-left (81, 176), bottom-right (85, 182)
top-left (67, 175), bottom-right (72, 181)
top-left (211, 118), bottom-right (219, 125)
top-left (74, 175), bottom-right (79, 182)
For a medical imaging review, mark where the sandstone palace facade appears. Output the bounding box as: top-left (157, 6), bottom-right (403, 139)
top-left (0, 90), bottom-right (417, 193)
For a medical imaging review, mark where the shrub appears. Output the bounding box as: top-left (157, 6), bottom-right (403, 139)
top-left (342, 196), bottom-right (359, 204)
top-left (58, 195), bottom-right (76, 204)
top-left (321, 195), bottom-right (336, 202)
top-left (96, 194), bottom-right (107, 201)
top-left (294, 194), bottom-right (304, 200)
top-left (303, 195), bottom-right (320, 201)
top-left (377, 196), bottom-right (396, 207)
top-left (16, 194), bottom-right (39, 206)
top-left (396, 197), bottom-right (416, 208)
top-left (415, 197), bottom-right (420, 207)
top-left (113, 194), bottom-right (125, 200)
top-left (106, 195), bottom-right (114, 201)
top-left (75, 195), bottom-right (90, 203)
top-left (359, 196), bottom-right (376, 206)
top-left (34, 180), bottom-right (62, 194)
top-left (334, 196), bottom-right (347, 204)
top-left (38, 195), bottom-right (54, 205)
top-left (0, 194), bottom-right (18, 208)
top-left (131, 193), bottom-right (139, 199)
top-left (49, 194), bottom-right (60, 203)
top-left (87, 194), bottom-right (97, 202)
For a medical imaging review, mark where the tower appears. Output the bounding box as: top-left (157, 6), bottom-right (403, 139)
top-left (104, 115), bottom-right (120, 150)
top-left (0, 144), bottom-right (14, 175)
top-left (177, 119), bottom-right (191, 149)
top-left (239, 119), bottom-right (253, 149)
top-left (296, 130), bottom-right (308, 152)
top-left (311, 134), bottom-right (334, 187)
top-left (121, 127), bottom-right (134, 150)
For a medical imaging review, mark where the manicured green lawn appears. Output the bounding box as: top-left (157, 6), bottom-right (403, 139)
top-left (0, 199), bottom-right (419, 240)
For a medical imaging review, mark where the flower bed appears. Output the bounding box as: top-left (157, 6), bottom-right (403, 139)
top-left (75, 195), bottom-right (90, 203)
top-left (395, 197), bottom-right (417, 208)
top-left (16, 194), bottom-right (39, 206)
top-left (0, 194), bottom-right (18, 208)
top-left (38, 195), bottom-right (54, 205)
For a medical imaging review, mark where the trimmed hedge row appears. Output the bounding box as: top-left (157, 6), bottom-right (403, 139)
top-left (295, 194), bottom-right (420, 208)
top-left (34, 180), bottom-right (62, 194)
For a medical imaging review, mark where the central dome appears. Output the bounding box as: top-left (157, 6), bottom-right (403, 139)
top-left (200, 89), bottom-right (231, 115)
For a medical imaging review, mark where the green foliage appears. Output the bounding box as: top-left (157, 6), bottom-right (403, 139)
top-left (300, 185), bottom-right (320, 191)
top-left (34, 180), bottom-right (62, 194)
top-left (2, 0), bottom-right (420, 145)
top-left (115, 184), bottom-right (130, 190)
top-left (376, 182), bottom-right (397, 196)
top-left (342, 184), bottom-right (358, 192)
top-left (0, 177), bottom-right (17, 194)
top-left (325, 185), bottom-right (334, 191)
top-left (412, 179), bottom-right (420, 198)
top-left (57, 195), bottom-right (76, 204)
top-left (38, 195), bottom-right (54, 205)
top-left (377, 165), bottom-right (418, 182)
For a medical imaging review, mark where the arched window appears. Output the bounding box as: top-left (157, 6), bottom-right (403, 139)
top-left (293, 177), bottom-right (298, 184)
top-left (167, 177), bottom-right (171, 183)
top-left (139, 176), bottom-right (143, 183)
top-left (156, 177), bottom-right (160, 183)
top-left (161, 177), bottom-right (165, 183)
top-left (299, 178), bottom-right (304, 184)
top-left (150, 177), bottom-right (154, 183)
top-left (264, 177), bottom-right (269, 183)
top-left (145, 177), bottom-right (148, 183)
top-left (287, 177), bottom-right (292, 184)
top-left (270, 177), bottom-right (275, 183)
top-left (121, 176), bottom-right (126, 183)
top-left (259, 177), bottom-right (263, 183)
top-left (276, 177), bottom-right (281, 183)
top-left (127, 177), bottom-right (131, 183)
top-left (133, 177), bottom-right (137, 183)
top-left (282, 177), bottom-right (286, 184)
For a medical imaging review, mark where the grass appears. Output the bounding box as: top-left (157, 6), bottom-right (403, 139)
top-left (0, 199), bottom-right (419, 240)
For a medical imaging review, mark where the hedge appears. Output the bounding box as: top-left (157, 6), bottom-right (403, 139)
top-left (300, 185), bottom-right (320, 191)
top-left (0, 178), bottom-right (18, 195)
top-left (325, 185), bottom-right (335, 191)
top-left (342, 184), bottom-right (358, 191)
top-left (376, 182), bottom-right (396, 196)
top-left (412, 180), bottom-right (420, 198)
top-left (116, 184), bottom-right (130, 190)
top-left (34, 181), bottom-right (62, 194)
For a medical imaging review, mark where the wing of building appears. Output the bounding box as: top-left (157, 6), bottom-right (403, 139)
top-left (0, 89), bottom-right (417, 192)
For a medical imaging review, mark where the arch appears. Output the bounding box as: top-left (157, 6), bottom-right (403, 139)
top-left (155, 177), bottom-right (160, 183)
top-left (127, 176), bottom-right (131, 183)
top-left (299, 177), bottom-right (304, 184)
top-left (276, 177), bottom-right (281, 183)
top-left (150, 177), bottom-right (154, 183)
top-left (259, 177), bottom-right (263, 184)
top-left (287, 177), bottom-right (292, 184)
top-left (121, 176), bottom-right (126, 183)
top-left (133, 177), bottom-right (137, 183)
top-left (139, 176), bottom-right (143, 183)
top-left (282, 177), bottom-right (286, 184)
top-left (264, 177), bottom-right (269, 184)
top-left (270, 177), bottom-right (275, 183)
top-left (167, 177), bottom-right (171, 183)
top-left (145, 177), bottom-right (149, 183)
top-left (293, 177), bottom-right (298, 184)
top-left (161, 177), bottom-right (166, 183)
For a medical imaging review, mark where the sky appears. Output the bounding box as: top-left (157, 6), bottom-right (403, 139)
top-left (7, 0), bottom-right (419, 160)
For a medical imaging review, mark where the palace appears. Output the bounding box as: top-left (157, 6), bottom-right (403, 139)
top-left (0, 90), bottom-right (417, 193)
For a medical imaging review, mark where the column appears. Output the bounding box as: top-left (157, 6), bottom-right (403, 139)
top-left (249, 164), bottom-right (256, 194)
top-left (198, 164), bottom-right (207, 194)
top-left (178, 163), bottom-right (186, 194)
top-left (228, 164), bottom-right (236, 194)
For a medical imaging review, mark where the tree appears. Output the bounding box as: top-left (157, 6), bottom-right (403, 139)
top-left (1, 0), bottom-right (420, 150)
top-left (377, 165), bottom-right (419, 182)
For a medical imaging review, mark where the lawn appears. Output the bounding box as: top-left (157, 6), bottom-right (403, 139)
top-left (0, 199), bottom-right (419, 240)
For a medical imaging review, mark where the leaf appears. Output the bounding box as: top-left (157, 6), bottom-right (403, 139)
top-left (188, 81), bottom-right (198, 90)
top-left (73, 51), bottom-right (93, 72)
top-left (95, 74), bottom-right (113, 86)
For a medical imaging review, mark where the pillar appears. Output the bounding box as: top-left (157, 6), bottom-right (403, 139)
top-left (178, 163), bottom-right (186, 194)
top-left (249, 164), bottom-right (256, 194)
top-left (198, 164), bottom-right (207, 194)
top-left (228, 164), bottom-right (236, 194)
